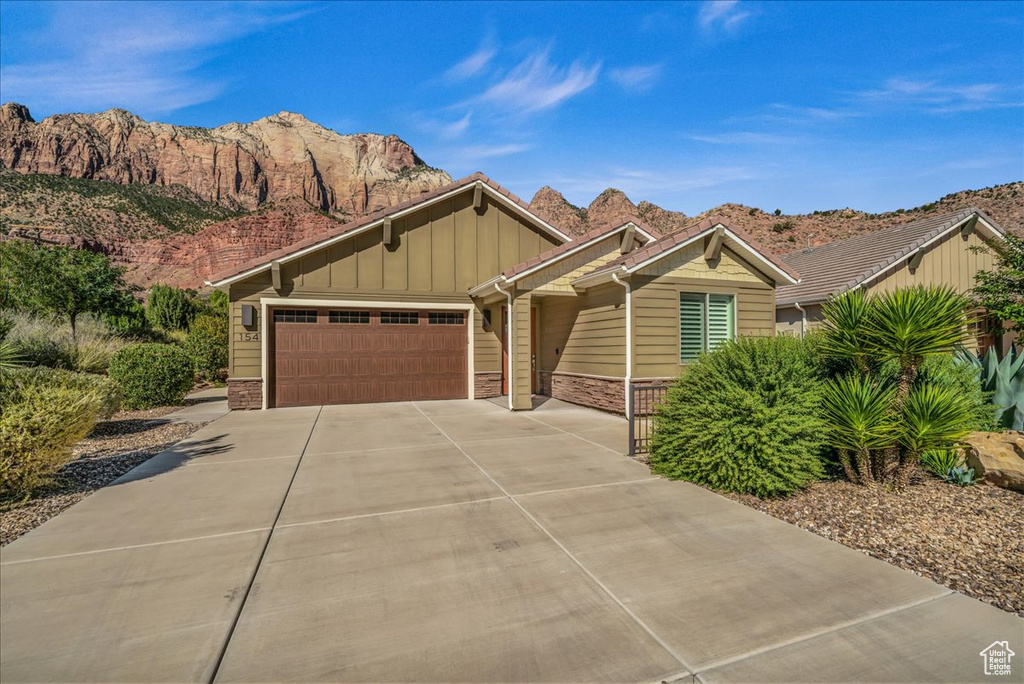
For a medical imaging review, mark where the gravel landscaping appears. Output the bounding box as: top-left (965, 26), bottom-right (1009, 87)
top-left (0, 411), bottom-right (207, 547)
top-left (723, 474), bottom-right (1024, 617)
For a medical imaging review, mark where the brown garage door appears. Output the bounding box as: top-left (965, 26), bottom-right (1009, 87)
top-left (270, 307), bottom-right (468, 408)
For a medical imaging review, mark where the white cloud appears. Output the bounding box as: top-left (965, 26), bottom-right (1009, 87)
top-left (609, 65), bottom-right (662, 93)
top-left (698, 0), bottom-right (753, 32)
top-left (473, 48), bottom-right (601, 113)
top-left (689, 132), bottom-right (797, 145)
top-left (543, 164), bottom-right (761, 201)
top-left (445, 42), bottom-right (497, 81)
top-left (856, 77), bottom-right (1018, 113)
top-left (0, 3), bottom-right (309, 117)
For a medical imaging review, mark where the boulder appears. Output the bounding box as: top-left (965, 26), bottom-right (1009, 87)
top-left (964, 431), bottom-right (1024, 492)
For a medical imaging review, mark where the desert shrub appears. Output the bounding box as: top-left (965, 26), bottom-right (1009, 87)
top-left (649, 335), bottom-right (827, 497)
top-left (195, 290), bottom-right (229, 318)
top-left (184, 314), bottom-right (228, 381)
top-left (146, 284), bottom-right (195, 331)
top-left (103, 299), bottom-right (150, 338)
top-left (2, 312), bottom-right (127, 373)
top-left (108, 343), bottom-right (194, 409)
top-left (0, 368), bottom-right (111, 499)
top-left (6, 366), bottom-right (121, 418)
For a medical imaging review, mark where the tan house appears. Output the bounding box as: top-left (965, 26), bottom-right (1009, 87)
top-left (207, 173), bottom-right (799, 417)
top-left (775, 208), bottom-right (1008, 351)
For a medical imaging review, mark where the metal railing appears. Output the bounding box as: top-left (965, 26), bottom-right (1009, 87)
top-left (628, 383), bottom-right (670, 456)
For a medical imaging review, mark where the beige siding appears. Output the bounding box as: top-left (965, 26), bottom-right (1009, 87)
top-left (775, 304), bottom-right (826, 337)
top-left (538, 283), bottom-right (626, 378)
top-left (632, 244), bottom-right (777, 379)
top-left (866, 228), bottom-right (997, 295)
top-left (519, 234), bottom-right (624, 293)
top-left (227, 193), bottom-right (557, 380)
top-left (511, 293), bottom-right (533, 409)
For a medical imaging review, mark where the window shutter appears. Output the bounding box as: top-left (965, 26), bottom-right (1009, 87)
top-left (707, 294), bottom-right (735, 351)
top-left (679, 294), bottom-right (705, 362)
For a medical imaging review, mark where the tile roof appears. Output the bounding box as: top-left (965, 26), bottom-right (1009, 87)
top-left (499, 215), bottom-right (649, 279)
top-left (775, 207), bottom-right (1004, 307)
top-left (206, 172), bottom-right (565, 285)
top-left (580, 215), bottom-right (801, 283)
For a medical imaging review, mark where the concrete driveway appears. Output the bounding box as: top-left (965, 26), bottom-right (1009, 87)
top-left (1, 398), bottom-right (1020, 684)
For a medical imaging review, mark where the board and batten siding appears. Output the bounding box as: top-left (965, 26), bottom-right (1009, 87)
top-left (866, 228), bottom-right (997, 296)
top-left (538, 282), bottom-right (627, 378)
top-left (631, 241), bottom-right (776, 379)
top-left (227, 192), bottom-right (559, 380)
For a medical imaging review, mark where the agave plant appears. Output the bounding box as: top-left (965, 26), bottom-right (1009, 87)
top-left (956, 344), bottom-right (1024, 430)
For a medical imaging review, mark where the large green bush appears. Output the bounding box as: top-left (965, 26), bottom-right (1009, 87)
top-left (146, 284), bottom-right (195, 331)
top-left (0, 368), bottom-right (116, 499)
top-left (649, 335), bottom-right (827, 497)
top-left (184, 314), bottom-right (228, 381)
top-left (108, 343), bottom-right (194, 409)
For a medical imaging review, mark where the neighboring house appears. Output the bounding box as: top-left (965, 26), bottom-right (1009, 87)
top-left (207, 173), bottom-right (798, 415)
top-left (776, 208), bottom-right (1008, 352)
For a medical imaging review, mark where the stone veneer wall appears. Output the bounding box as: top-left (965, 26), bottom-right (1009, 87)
top-left (474, 372), bottom-right (502, 399)
top-left (228, 378), bottom-right (263, 410)
top-left (541, 371), bottom-right (624, 415)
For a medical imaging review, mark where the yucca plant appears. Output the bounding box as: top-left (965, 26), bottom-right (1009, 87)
top-left (819, 285), bottom-right (973, 489)
top-left (821, 375), bottom-right (897, 484)
top-left (897, 384), bottom-right (975, 485)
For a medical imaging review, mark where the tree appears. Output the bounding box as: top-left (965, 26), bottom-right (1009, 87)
top-left (0, 241), bottom-right (136, 337)
top-left (146, 284), bottom-right (196, 331)
top-left (819, 285), bottom-right (977, 489)
top-left (972, 233), bottom-right (1024, 343)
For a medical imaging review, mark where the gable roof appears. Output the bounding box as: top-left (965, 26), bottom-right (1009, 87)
top-left (573, 215), bottom-right (801, 287)
top-left (206, 172), bottom-right (571, 287)
top-left (776, 207), bottom-right (1005, 307)
top-left (467, 216), bottom-right (658, 296)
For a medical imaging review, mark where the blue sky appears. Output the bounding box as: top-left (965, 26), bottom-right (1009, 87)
top-left (1, 1), bottom-right (1021, 215)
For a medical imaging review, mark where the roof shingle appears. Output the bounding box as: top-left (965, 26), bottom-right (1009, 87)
top-left (580, 215), bottom-right (800, 283)
top-left (775, 207), bottom-right (1003, 307)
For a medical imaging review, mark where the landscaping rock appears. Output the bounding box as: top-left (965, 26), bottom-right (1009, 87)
top-left (965, 431), bottom-right (1024, 492)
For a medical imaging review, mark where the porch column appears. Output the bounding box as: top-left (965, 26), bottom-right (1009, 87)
top-left (511, 291), bottom-right (533, 410)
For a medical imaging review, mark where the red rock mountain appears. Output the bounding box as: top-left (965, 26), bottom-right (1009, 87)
top-left (528, 183), bottom-right (1024, 254)
top-left (0, 103), bottom-right (450, 216)
top-left (2, 103), bottom-right (1020, 288)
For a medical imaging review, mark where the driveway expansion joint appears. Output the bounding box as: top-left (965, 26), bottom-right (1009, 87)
top-left (520, 411), bottom-right (627, 456)
top-left (206, 404), bottom-right (324, 684)
top-left (411, 403), bottom-right (697, 677)
top-left (687, 588), bottom-right (956, 677)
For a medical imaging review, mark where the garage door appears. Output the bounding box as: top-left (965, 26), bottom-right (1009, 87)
top-left (270, 307), bottom-right (468, 407)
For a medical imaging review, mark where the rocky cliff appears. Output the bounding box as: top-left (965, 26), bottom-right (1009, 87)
top-left (0, 103), bottom-right (450, 216)
top-left (530, 182), bottom-right (1024, 254)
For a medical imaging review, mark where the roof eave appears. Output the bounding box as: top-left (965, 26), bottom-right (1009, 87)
top-left (206, 178), bottom-right (571, 288)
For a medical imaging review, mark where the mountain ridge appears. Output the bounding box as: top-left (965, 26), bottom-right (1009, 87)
top-left (1, 103), bottom-right (1020, 288)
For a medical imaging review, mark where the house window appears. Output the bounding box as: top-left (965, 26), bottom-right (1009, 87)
top-left (428, 312), bottom-right (465, 325)
top-left (380, 311), bottom-right (419, 325)
top-left (328, 310), bottom-right (370, 324)
top-left (967, 309), bottom-right (1000, 355)
top-left (273, 309), bottom-right (317, 323)
top-left (679, 293), bottom-right (735, 362)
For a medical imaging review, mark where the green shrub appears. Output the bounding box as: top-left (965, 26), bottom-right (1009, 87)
top-left (184, 314), bottom-right (228, 381)
top-left (146, 284), bottom-right (195, 331)
top-left (103, 299), bottom-right (150, 338)
top-left (649, 335), bottom-right (827, 497)
top-left (108, 343), bottom-right (194, 409)
top-left (0, 368), bottom-right (112, 499)
top-left (6, 366), bottom-right (122, 419)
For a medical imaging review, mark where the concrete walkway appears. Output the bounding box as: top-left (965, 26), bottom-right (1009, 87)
top-left (1, 399), bottom-right (1020, 683)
